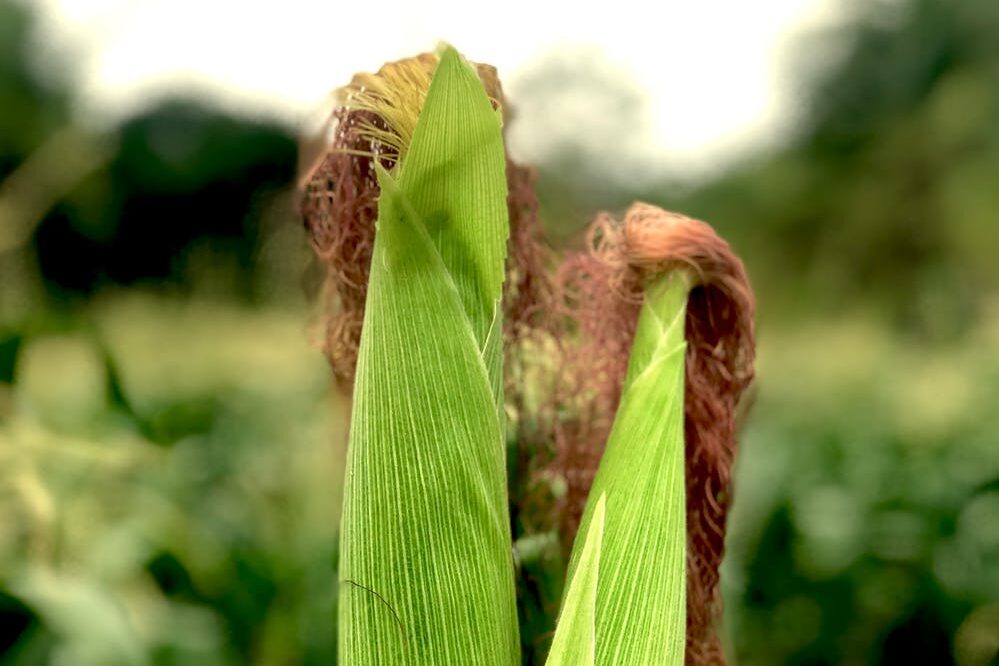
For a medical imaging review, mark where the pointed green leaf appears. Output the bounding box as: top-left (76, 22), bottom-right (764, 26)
top-left (562, 273), bottom-right (690, 665)
top-left (546, 493), bottom-right (607, 666)
top-left (397, 46), bottom-right (508, 354)
top-left (338, 47), bottom-right (517, 665)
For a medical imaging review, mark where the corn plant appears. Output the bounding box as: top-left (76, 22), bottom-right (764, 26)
top-left (301, 45), bottom-right (755, 666)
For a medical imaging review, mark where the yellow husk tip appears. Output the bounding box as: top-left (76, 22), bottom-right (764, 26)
top-left (334, 49), bottom-right (504, 166)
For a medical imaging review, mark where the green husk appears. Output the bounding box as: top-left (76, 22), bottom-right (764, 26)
top-left (337, 46), bottom-right (518, 665)
top-left (556, 272), bottom-right (690, 665)
top-left (546, 493), bottom-right (607, 666)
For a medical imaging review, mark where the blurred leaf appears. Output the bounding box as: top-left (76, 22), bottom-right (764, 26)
top-left (10, 569), bottom-right (149, 666)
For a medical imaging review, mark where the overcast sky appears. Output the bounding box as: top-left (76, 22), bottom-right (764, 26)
top-left (28, 0), bottom-right (850, 179)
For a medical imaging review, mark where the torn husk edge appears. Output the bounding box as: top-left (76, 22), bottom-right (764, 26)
top-left (552, 202), bottom-right (756, 665)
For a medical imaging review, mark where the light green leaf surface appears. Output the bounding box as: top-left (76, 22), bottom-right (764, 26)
top-left (546, 493), bottom-right (606, 666)
top-left (561, 273), bottom-right (691, 665)
top-left (337, 47), bottom-right (518, 665)
top-left (396, 49), bottom-right (507, 353)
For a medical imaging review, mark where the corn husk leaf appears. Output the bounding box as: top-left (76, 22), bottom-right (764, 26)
top-left (546, 493), bottom-right (607, 666)
top-left (556, 274), bottom-right (690, 665)
top-left (337, 46), bottom-right (518, 665)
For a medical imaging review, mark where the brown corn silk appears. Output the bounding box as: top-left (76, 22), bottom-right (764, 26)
top-left (553, 202), bottom-right (755, 665)
top-left (298, 53), bottom-right (753, 666)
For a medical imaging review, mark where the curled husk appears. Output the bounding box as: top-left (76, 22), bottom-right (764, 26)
top-left (552, 202), bottom-right (755, 665)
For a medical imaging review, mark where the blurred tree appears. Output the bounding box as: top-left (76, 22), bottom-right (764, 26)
top-left (654, 0), bottom-right (999, 337)
top-left (0, 0), bottom-right (74, 382)
top-left (0, 0), bottom-right (70, 174)
top-left (506, 47), bottom-right (655, 240)
top-left (0, 0), bottom-right (298, 306)
top-left (33, 102), bottom-right (296, 299)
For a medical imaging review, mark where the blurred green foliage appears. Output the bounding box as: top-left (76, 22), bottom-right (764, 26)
top-left (725, 316), bottom-right (999, 664)
top-left (657, 0), bottom-right (999, 340)
top-left (1, 0), bottom-right (998, 663)
top-left (35, 102), bottom-right (296, 298)
top-left (1, 295), bottom-right (342, 665)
